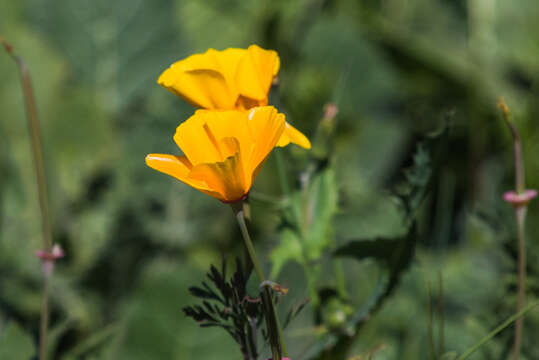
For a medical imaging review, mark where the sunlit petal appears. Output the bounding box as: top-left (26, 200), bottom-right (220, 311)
top-left (277, 122), bottom-right (312, 149)
top-left (159, 68), bottom-right (236, 109)
top-left (235, 45), bottom-right (280, 102)
top-left (189, 146), bottom-right (248, 202)
top-left (244, 107), bottom-right (286, 176)
top-left (145, 154), bottom-right (216, 195)
top-left (157, 45), bottom-right (280, 111)
top-left (173, 110), bottom-right (227, 166)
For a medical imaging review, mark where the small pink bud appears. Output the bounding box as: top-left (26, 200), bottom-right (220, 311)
top-left (503, 189), bottom-right (537, 207)
top-left (35, 244), bottom-right (65, 277)
top-left (324, 103), bottom-right (338, 119)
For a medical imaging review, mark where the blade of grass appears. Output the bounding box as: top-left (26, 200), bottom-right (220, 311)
top-left (456, 300), bottom-right (539, 360)
top-left (438, 272), bottom-right (445, 358)
top-left (427, 281), bottom-right (436, 360)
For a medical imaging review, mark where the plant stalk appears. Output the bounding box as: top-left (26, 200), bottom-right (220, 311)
top-left (40, 274), bottom-right (51, 360)
top-left (498, 98), bottom-right (529, 360)
top-left (232, 202), bottom-right (288, 360)
top-left (513, 206), bottom-right (526, 360)
top-left (438, 272), bottom-right (445, 358)
top-left (1, 38), bottom-right (53, 251)
top-left (2, 37), bottom-right (54, 360)
top-left (427, 281), bottom-right (436, 360)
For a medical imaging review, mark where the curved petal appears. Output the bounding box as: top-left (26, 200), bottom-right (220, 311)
top-left (189, 147), bottom-right (248, 202)
top-left (158, 67), bottom-right (236, 109)
top-left (212, 48), bottom-right (245, 87)
top-left (235, 45), bottom-right (280, 102)
top-left (200, 110), bottom-right (252, 154)
top-left (276, 122), bottom-right (312, 149)
top-left (244, 106), bottom-right (286, 177)
top-left (157, 48), bottom-right (245, 109)
top-left (173, 110), bottom-right (230, 166)
top-left (145, 154), bottom-right (220, 199)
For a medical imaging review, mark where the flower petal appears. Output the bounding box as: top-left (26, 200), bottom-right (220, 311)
top-left (276, 122), bottom-right (312, 149)
top-left (158, 67), bottom-right (237, 109)
top-left (145, 154), bottom-right (220, 198)
top-left (200, 110), bottom-right (252, 156)
top-left (173, 111), bottom-right (230, 166)
top-left (235, 45), bottom-right (280, 102)
top-left (244, 106), bottom-right (286, 177)
top-left (212, 48), bottom-right (245, 88)
top-left (157, 48), bottom-right (245, 109)
top-left (189, 144), bottom-right (248, 202)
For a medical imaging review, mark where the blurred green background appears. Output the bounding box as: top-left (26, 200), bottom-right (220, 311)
top-left (1, 0), bottom-right (539, 359)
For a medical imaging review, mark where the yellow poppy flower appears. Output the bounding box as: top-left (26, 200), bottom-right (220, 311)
top-left (146, 106), bottom-right (302, 203)
top-left (157, 44), bottom-right (311, 150)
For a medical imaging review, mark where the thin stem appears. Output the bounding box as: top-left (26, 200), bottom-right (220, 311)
top-left (1, 38), bottom-right (53, 251)
top-left (498, 98), bottom-right (525, 194)
top-left (505, 121), bottom-right (525, 195)
top-left (231, 203), bottom-right (288, 359)
top-left (427, 281), bottom-right (436, 360)
top-left (513, 207), bottom-right (527, 360)
top-left (247, 318), bottom-right (258, 360)
top-left (438, 272), bottom-right (445, 358)
top-left (39, 275), bottom-right (50, 360)
top-left (498, 98), bottom-right (529, 360)
top-left (456, 300), bottom-right (539, 360)
top-left (333, 259), bottom-right (348, 300)
top-left (2, 37), bottom-right (54, 360)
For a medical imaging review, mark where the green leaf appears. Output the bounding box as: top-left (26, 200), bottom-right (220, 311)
top-left (26, 0), bottom-right (186, 112)
top-left (60, 324), bottom-right (118, 360)
top-left (304, 168), bottom-right (339, 260)
top-left (0, 322), bottom-right (36, 360)
top-left (335, 225), bottom-right (418, 324)
top-left (246, 270), bottom-right (262, 299)
top-left (270, 228), bottom-right (303, 279)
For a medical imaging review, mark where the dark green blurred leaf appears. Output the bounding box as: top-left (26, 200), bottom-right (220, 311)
top-left (270, 228), bottom-right (303, 279)
top-left (0, 322), bottom-right (35, 360)
top-left (26, 0), bottom-right (186, 111)
top-left (271, 167), bottom-right (339, 278)
top-left (334, 237), bottom-right (400, 263)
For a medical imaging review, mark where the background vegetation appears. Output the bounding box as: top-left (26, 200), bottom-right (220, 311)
top-left (1, 0), bottom-right (538, 359)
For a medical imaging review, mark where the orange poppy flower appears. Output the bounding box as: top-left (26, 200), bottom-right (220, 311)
top-left (157, 45), bottom-right (310, 149)
top-left (146, 106), bottom-right (301, 203)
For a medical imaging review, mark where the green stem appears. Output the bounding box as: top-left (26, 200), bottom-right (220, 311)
top-left (1, 38), bottom-right (53, 251)
top-left (427, 281), bottom-right (436, 360)
top-left (2, 37), bottom-right (53, 360)
top-left (498, 99), bottom-right (528, 360)
top-left (438, 272), bottom-right (445, 358)
top-left (231, 203), bottom-right (288, 359)
top-left (39, 274), bottom-right (50, 360)
top-left (498, 99), bottom-right (525, 194)
top-left (456, 300), bottom-right (539, 360)
top-left (513, 207), bottom-right (527, 360)
top-left (333, 259), bottom-right (348, 300)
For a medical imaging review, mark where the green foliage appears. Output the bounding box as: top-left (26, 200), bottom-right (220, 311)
top-left (0, 322), bottom-right (35, 359)
top-left (183, 260), bottom-right (263, 359)
top-left (271, 167), bottom-right (338, 278)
